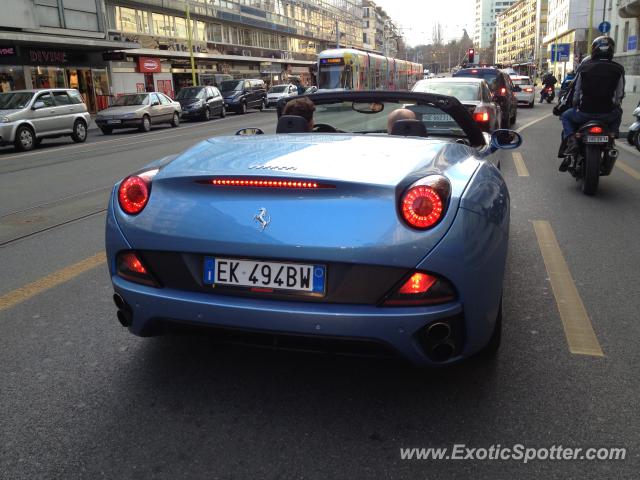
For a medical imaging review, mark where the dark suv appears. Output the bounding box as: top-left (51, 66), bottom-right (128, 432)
top-left (219, 79), bottom-right (267, 114)
top-left (453, 67), bottom-right (517, 128)
top-left (176, 86), bottom-right (226, 121)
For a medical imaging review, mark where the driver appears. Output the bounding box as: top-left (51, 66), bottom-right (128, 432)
top-left (559, 36), bottom-right (625, 171)
top-left (282, 97), bottom-right (315, 131)
top-left (387, 108), bottom-right (416, 134)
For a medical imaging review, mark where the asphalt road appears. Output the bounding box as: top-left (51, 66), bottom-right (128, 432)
top-left (1, 103), bottom-right (639, 479)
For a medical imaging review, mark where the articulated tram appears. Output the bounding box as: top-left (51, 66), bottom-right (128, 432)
top-left (317, 48), bottom-right (423, 91)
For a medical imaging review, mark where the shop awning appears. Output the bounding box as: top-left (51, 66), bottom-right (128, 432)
top-left (122, 48), bottom-right (315, 66)
top-left (1, 31), bottom-right (140, 50)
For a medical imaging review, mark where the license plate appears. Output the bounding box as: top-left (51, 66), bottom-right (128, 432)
top-left (423, 113), bottom-right (452, 122)
top-left (203, 257), bottom-right (326, 294)
top-left (585, 135), bottom-right (608, 143)
top-left (107, 119), bottom-right (121, 124)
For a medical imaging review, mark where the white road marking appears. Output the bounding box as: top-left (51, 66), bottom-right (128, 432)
top-left (516, 113), bottom-right (555, 133)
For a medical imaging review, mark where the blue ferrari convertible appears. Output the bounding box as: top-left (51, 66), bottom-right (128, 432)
top-left (106, 91), bottom-right (521, 366)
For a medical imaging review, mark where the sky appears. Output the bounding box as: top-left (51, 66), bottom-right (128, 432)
top-left (372, 0), bottom-right (476, 47)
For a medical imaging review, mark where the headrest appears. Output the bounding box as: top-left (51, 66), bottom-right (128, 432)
top-left (390, 119), bottom-right (428, 137)
top-left (276, 115), bottom-right (310, 133)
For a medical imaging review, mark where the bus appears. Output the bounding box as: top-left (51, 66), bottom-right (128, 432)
top-left (317, 48), bottom-right (423, 91)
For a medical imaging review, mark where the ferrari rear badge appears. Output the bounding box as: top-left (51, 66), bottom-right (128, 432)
top-left (253, 207), bottom-right (271, 231)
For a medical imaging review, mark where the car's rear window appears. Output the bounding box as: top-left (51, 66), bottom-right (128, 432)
top-left (413, 82), bottom-right (479, 102)
top-left (511, 77), bottom-right (531, 86)
top-left (454, 70), bottom-right (499, 90)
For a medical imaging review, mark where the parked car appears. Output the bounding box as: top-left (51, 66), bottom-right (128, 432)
top-left (304, 86), bottom-right (319, 94)
top-left (412, 77), bottom-right (501, 133)
top-left (509, 75), bottom-right (536, 108)
top-left (219, 79), bottom-right (267, 114)
top-left (95, 92), bottom-right (181, 134)
top-left (0, 89), bottom-right (90, 151)
top-left (266, 84), bottom-right (298, 108)
top-left (453, 67), bottom-right (517, 128)
top-left (106, 90), bottom-right (522, 367)
top-left (176, 85), bottom-right (226, 121)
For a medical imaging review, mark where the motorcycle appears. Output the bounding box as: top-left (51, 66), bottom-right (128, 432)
top-left (540, 86), bottom-right (555, 103)
top-left (563, 122), bottom-right (618, 196)
top-left (626, 104), bottom-right (640, 152)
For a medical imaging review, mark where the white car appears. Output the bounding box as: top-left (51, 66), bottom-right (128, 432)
top-left (510, 75), bottom-right (536, 108)
top-left (266, 84), bottom-right (298, 108)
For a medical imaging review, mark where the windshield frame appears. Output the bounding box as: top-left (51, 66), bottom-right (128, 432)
top-left (277, 91), bottom-right (486, 147)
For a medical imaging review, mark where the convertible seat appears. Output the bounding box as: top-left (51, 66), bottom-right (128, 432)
top-left (276, 115), bottom-right (310, 133)
top-left (390, 119), bottom-right (428, 137)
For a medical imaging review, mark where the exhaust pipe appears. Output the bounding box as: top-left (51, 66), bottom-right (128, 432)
top-left (608, 149), bottom-right (618, 159)
top-left (430, 340), bottom-right (456, 362)
top-left (113, 293), bottom-right (132, 327)
top-left (426, 322), bottom-right (451, 342)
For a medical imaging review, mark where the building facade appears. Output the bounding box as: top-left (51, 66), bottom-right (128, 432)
top-left (362, 1), bottom-right (398, 57)
top-left (608, 0), bottom-right (640, 92)
top-left (104, 0), bottom-right (364, 95)
top-left (496, 0), bottom-right (548, 75)
top-left (0, 0), bottom-right (138, 112)
top-left (543, 0), bottom-right (604, 80)
top-left (474, 0), bottom-right (518, 49)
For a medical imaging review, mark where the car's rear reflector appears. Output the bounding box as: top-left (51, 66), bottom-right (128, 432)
top-left (382, 271), bottom-right (456, 306)
top-left (116, 251), bottom-right (160, 287)
top-left (198, 178), bottom-right (335, 189)
top-left (473, 111), bottom-right (489, 122)
top-left (398, 272), bottom-right (437, 295)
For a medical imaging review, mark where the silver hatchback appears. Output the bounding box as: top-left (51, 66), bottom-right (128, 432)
top-left (0, 89), bottom-right (91, 151)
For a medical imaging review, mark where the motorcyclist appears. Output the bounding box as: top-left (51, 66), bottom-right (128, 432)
top-left (559, 36), bottom-right (625, 171)
top-left (540, 71), bottom-right (557, 102)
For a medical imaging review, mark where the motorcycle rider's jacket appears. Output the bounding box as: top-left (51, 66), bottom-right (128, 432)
top-left (573, 58), bottom-right (625, 114)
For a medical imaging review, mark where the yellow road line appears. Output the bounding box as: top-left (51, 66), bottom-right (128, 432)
top-left (615, 160), bottom-right (640, 180)
top-left (0, 252), bottom-right (106, 312)
top-left (532, 221), bottom-right (604, 357)
top-left (512, 152), bottom-right (529, 176)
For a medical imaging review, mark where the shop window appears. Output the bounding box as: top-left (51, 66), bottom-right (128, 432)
top-left (31, 67), bottom-right (66, 89)
top-left (0, 66), bottom-right (26, 92)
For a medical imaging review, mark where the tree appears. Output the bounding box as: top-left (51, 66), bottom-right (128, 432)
top-left (432, 22), bottom-right (443, 47)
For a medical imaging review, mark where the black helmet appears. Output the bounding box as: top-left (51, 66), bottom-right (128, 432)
top-left (591, 36), bottom-right (615, 60)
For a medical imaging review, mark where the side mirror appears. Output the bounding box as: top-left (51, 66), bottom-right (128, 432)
top-left (490, 129), bottom-right (522, 151)
top-left (235, 127), bottom-right (264, 136)
top-left (32, 101), bottom-right (45, 110)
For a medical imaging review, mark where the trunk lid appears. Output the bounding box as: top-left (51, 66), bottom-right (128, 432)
top-left (116, 135), bottom-right (480, 268)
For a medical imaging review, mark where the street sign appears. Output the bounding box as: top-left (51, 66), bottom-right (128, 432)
top-left (551, 44), bottom-right (571, 62)
top-left (598, 21), bottom-right (611, 34)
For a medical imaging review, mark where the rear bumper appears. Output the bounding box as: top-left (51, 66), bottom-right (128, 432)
top-left (112, 276), bottom-right (465, 366)
top-left (515, 93), bottom-right (535, 104)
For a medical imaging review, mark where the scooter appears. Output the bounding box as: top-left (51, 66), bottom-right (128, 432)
top-left (539, 86), bottom-right (555, 103)
top-left (626, 103), bottom-right (640, 151)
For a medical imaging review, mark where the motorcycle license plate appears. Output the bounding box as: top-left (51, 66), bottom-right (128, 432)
top-left (585, 136), bottom-right (608, 143)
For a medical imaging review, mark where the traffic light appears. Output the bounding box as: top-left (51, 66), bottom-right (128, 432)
top-left (468, 48), bottom-right (475, 64)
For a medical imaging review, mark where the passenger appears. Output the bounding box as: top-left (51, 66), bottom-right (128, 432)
top-left (387, 108), bottom-right (416, 134)
top-left (282, 97), bottom-right (315, 131)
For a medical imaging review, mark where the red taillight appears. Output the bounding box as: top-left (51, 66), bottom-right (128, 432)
top-left (401, 185), bottom-right (443, 229)
top-left (199, 178), bottom-right (334, 189)
top-left (524, 87), bottom-right (533, 92)
top-left (473, 111), bottom-right (489, 122)
top-left (588, 126), bottom-right (603, 134)
top-left (499, 87), bottom-right (507, 95)
top-left (116, 251), bottom-right (159, 287)
top-left (118, 169), bottom-right (157, 215)
top-left (382, 271), bottom-right (456, 306)
top-left (398, 272), bottom-right (437, 295)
